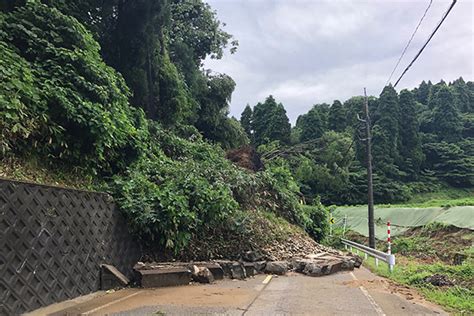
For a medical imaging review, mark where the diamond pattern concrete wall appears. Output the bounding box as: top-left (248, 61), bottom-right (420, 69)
top-left (0, 179), bottom-right (141, 315)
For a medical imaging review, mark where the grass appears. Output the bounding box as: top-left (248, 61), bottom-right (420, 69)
top-left (379, 187), bottom-right (474, 208)
top-left (364, 256), bottom-right (474, 314)
top-left (0, 155), bottom-right (101, 190)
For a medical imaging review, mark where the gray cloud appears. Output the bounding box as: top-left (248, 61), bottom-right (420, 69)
top-left (204, 0), bottom-right (473, 124)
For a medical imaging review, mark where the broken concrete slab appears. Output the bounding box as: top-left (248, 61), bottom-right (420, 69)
top-left (100, 264), bottom-right (129, 290)
top-left (138, 267), bottom-right (192, 288)
top-left (264, 261), bottom-right (288, 275)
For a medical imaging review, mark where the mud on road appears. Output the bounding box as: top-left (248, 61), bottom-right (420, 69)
top-left (28, 267), bottom-right (447, 316)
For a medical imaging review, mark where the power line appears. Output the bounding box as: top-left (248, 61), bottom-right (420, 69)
top-left (385, 0), bottom-right (433, 86)
top-left (393, 0), bottom-right (458, 88)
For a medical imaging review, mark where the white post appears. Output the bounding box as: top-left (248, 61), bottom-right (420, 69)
top-left (388, 254), bottom-right (395, 272)
top-left (375, 258), bottom-right (379, 267)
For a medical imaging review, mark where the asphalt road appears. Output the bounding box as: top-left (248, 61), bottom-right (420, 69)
top-left (29, 267), bottom-right (447, 316)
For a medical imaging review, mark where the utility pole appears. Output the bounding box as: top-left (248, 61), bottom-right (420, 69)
top-left (363, 88), bottom-right (375, 249)
top-left (358, 88), bottom-right (375, 248)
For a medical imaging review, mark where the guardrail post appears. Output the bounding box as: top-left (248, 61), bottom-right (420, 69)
top-left (375, 258), bottom-right (379, 267)
top-left (388, 254), bottom-right (395, 272)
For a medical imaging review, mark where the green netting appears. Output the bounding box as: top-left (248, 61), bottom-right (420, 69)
top-left (333, 206), bottom-right (474, 239)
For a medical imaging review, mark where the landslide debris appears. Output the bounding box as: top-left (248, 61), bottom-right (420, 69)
top-left (134, 250), bottom-right (362, 287)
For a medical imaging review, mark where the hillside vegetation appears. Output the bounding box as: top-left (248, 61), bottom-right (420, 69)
top-left (240, 83), bottom-right (473, 206)
top-left (0, 1), bottom-right (327, 256)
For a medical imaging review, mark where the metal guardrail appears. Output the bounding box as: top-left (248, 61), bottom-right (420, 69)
top-left (341, 238), bottom-right (396, 272)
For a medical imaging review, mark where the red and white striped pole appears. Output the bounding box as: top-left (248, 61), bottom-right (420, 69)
top-left (387, 220), bottom-right (391, 255)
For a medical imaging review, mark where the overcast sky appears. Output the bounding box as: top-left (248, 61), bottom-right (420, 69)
top-left (203, 0), bottom-right (473, 124)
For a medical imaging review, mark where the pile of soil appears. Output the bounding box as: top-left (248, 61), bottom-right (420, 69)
top-left (226, 145), bottom-right (263, 172)
top-left (141, 210), bottom-right (342, 264)
top-left (260, 233), bottom-right (341, 261)
top-left (402, 225), bottom-right (473, 264)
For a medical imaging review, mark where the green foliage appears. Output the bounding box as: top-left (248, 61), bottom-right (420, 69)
top-left (328, 100), bottom-right (346, 132)
top-left (252, 96), bottom-right (291, 145)
top-left (392, 236), bottom-right (433, 255)
top-left (399, 89), bottom-right (424, 178)
top-left (240, 104), bottom-right (253, 138)
top-left (112, 148), bottom-right (239, 252)
top-left (300, 201), bottom-right (329, 242)
top-left (415, 80), bottom-right (431, 105)
top-left (169, 0), bottom-right (237, 61)
top-left (0, 41), bottom-right (43, 154)
top-left (451, 77), bottom-right (472, 113)
top-left (0, 3), bottom-right (144, 171)
top-left (42, 0), bottom-right (244, 149)
top-left (194, 73), bottom-right (242, 147)
top-left (423, 142), bottom-right (474, 187)
top-left (1, 0), bottom-right (330, 257)
top-left (372, 85), bottom-right (401, 178)
top-left (296, 104), bottom-right (328, 142)
top-left (432, 85), bottom-right (462, 142)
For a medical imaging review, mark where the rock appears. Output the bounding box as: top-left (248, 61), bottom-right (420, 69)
top-left (423, 274), bottom-right (453, 287)
top-left (254, 261), bottom-right (267, 273)
top-left (230, 262), bottom-right (247, 279)
top-left (341, 259), bottom-right (355, 270)
top-left (325, 261), bottom-right (342, 275)
top-left (189, 262), bottom-right (224, 280)
top-left (242, 250), bottom-right (263, 262)
top-left (192, 266), bottom-right (215, 284)
top-left (453, 253), bottom-right (467, 265)
top-left (303, 262), bottom-right (323, 277)
top-left (348, 254), bottom-right (363, 268)
top-left (243, 262), bottom-right (257, 277)
top-left (215, 260), bottom-right (233, 278)
top-left (291, 258), bottom-right (313, 273)
top-left (265, 261), bottom-right (288, 275)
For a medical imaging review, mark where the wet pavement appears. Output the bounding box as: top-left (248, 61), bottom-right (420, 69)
top-left (27, 267), bottom-right (447, 316)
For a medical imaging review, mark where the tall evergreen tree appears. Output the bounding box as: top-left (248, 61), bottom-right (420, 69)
top-left (372, 85), bottom-right (401, 177)
top-left (399, 90), bottom-right (423, 177)
top-left (451, 77), bottom-right (472, 113)
top-left (415, 80), bottom-right (431, 105)
top-left (428, 80), bottom-right (446, 109)
top-left (296, 105), bottom-right (328, 142)
top-left (240, 105), bottom-right (253, 137)
top-left (328, 100), bottom-right (346, 132)
top-left (432, 85), bottom-right (462, 142)
top-left (252, 96), bottom-right (291, 145)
